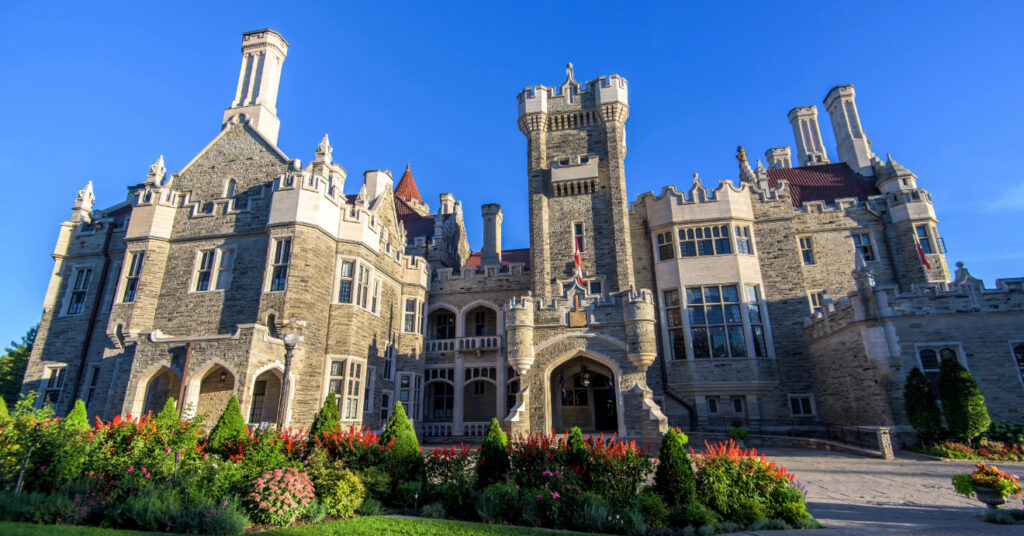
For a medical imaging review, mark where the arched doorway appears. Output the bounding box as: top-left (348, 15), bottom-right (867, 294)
top-left (548, 356), bottom-right (617, 434)
top-left (248, 369), bottom-right (282, 426)
top-left (142, 367), bottom-right (181, 416)
top-left (195, 366), bottom-right (235, 426)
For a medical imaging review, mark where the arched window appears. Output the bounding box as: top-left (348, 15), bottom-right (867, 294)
top-left (918, 346), bottom-right (961, 398)
top-left (1014, 344), bottom-right (1024, 388)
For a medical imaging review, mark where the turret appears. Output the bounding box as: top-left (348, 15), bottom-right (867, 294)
top-left (222, 29), bottom-right (289, 145)
top-left (439, 193), bottom-right (456, 216)
top-left (765, 147), bottom-right (792, 169)
top-left (824, 85), bottom-right (873, 176)
top-left (481, 203), bottom-right (503, 265)
top-left (788, 106), bottom-right (830, 166)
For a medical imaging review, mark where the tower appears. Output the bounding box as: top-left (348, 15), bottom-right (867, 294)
top-left (787, 106), bottom-right (830, 166)
top-left (481, 203), bottom-right (503, 265)
top-left (824, 85), bottom-right (873, 176)
top-left (222, 29), bottom-right (289, 145)
top-left (517, 63), bottom-right (634, 299)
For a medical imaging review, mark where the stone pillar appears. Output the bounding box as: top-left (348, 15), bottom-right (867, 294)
top-left (453, 354), bottom-right (465, 436)
top-left (876, 427), bottom-right (894, 460)
top-left (496, 359), bottom-right (507, 422)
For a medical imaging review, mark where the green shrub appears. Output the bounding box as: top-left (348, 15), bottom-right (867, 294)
top-left (476, 482), bottom-right (519, 524)
top-left (154, 397), bottom-right (179, 428)
top-left (939, 358), bottom-right (991, 445)
top-left (356, 466), bottom-right (391, 501)
top-left (715, 521), bottom-right (742, 534)
top-left (904, 367), bottom-right (945, 443)
top-left (0, 397), bottom-right (8, 421)
top-left (636, 491), bottom-right (669, 529)
top-left (430, 482), bottom-right (477, 521)
top-left (611, 506), bottom-right (648, 536)
top-left (731, 497), bottom-right (766, 525)
top-left (207, 395), bottom-right (247, 453)
top-left (576, 493), bottom-right (609, 532)
top-left (104, 486), bottom-right (250, 535)
top-left (796, 518), bottom-right (824, 529)
top-left (63, 399), bottom-right (89, 432)
top-left (476, 418), bottom-right (510, 489)
top-left (422, 501), bottom-right (446, 519)
top-left (358, 497), bottom-right (382, 516)
top-left (311, 466), bottom-right (365, 519)
top-left (308, 393), bottom-right (341, 443)
top-left (0, 490), bottom-right (78, 525)
top-left (985, 421), bottom-right (1024, 445)
top-left (394, 480), bottom-right (422, 508)
top-left (680, 502), bottom-right (719, 527)
top-left (729, 428), bottom-right (749, 441)
top-left (654, 429), bottom-right (696, 508)
top-left (766, 518), bottom-right (792, 530)
top-left (303, 498), bottom-right (327, 524)
top-left (381, 402), bottom-right (422, 482)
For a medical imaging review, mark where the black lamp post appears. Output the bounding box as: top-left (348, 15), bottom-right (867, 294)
top-left (277, 318), bottom-right (305, 429)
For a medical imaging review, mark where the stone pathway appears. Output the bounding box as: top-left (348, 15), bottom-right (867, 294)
top-left (747, 447), bottom-right (1024, 535)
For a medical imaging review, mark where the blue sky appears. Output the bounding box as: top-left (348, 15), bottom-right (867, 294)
top-left (1, 1), bottom-right (1022, 346)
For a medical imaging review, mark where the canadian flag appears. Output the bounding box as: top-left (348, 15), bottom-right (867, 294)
top-left (573, 237), bottom-right (585, 287)
top-left (916, 241), bottom-right (932, 269)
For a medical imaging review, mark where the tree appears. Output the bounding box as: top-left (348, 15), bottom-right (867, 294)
top-left (308, 392), bottom-right (341, 442)
top-left (63, 399), bottom-right (89, 432)
top-left (155, 397), bottom-right (179, 429)
top-left (903, 367), bottom-right (945, 444)
top-left (207, 395), bottom-right (247, 452)
top-left (476, 418), bottom-right (510, 489)
top-left (938, 358), bottom-right (991, 445)
top-left (654, 428), bottom-right (696, 508)
top-left (0, 325), bottom-right (37, 407)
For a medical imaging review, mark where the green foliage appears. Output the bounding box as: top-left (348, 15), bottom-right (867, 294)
top-left (207, 395), bottom-right (247, 453)
top-left (477, 418), bottom-right (510, 489)
top-left (680, 503), bottom-right (719, 527)
top-left (654, 429), bottom-right (696, 508)
top-left (303, 498), bottom-right (327, 524)
top-left (635, 492), bottom-right (669, 529)
top-left (904, 367), bottom-right (945, 443)
top-left (938, 358), bottom-right (991, 444)
top-left (104, 486), bottom-right (250, 534)
top-left (476, 482), bottom-right (519, 524)
top-left (730, 497), bottom-right (766, 526)
top-left (0, 326), bottom-right (36, 407)
top-left (422, 501), bottom-right (446, 519)
top-left (394, 480), bottom-right (422, 508)
top-left (154, 397), bottom-right (179, 429)
top-left (381, 402), bottom-right (421, 482)
top-left (64, 399), bottom-right (90, 432)
top-left (0, 397), bottom-right (9, 421)
top-left (729, 428), bottom-right (749, 441)
top-left (356, 466), bottom-right (391, 502)
top-left (952, 473), bottom-right (976, 497)
top-left (357, 497), bottom-right (382, 516)
top-left (308, 393), bottom-right (341, 442)
top-left (576, 493), bottom-right (610, 532)
top-left (310, 466), bottom-right (365, 519)
top-left (985, 508), bottom-right (1024, 525)
top-left (985, 421), bottom-right (1024, 445)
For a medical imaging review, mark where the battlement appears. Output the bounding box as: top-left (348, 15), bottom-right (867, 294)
top-left (517, 63), bottom-right (628, 118)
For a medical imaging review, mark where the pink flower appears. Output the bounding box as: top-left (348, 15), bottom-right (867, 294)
top-left (551, 492), bottom-right (560, 499)
top-left (536, 494), bottom-right (542, 500)
top-left (144, 473), bottom-right (150, 479)
top-left (127, 466), bottom-right (133, 472)
top-left (165, 447), bottom-right (171, 454)
top-left (141, 467), bottom-right (148, 472)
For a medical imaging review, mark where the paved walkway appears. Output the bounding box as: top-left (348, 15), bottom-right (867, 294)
top-left (746, 447), bottom-right (1024, 535)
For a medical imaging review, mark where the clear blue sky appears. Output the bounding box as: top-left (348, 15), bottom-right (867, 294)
top-left (1, 1), bottom-right (1022, 346)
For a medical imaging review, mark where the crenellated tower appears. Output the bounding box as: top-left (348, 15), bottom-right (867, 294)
top-left (517, 63), bottom-right (634, 300)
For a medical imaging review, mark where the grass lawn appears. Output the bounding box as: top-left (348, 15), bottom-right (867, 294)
top-left (0, 517), bottom-right (600, 535)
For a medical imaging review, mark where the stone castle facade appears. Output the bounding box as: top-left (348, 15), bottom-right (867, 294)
top-left (22, 29), bottom-right (1024, 446)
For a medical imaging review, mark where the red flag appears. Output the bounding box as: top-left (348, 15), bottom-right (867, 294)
top-left (916, 241), bottom-right (932, 269)
top-left (573, 237), bottom-right (585, 287)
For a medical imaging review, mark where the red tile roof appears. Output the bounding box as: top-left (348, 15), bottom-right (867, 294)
top-left (394, 163), bottom-right (423, 204)
top-left (766, 163), bottom-right (879, 207)
top-left (465, 248), bottom-right (531, 270)
top-left (395, 196), bottom-right (435, 239)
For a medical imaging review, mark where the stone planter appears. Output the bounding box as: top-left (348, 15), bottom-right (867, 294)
top-left (975, 485), bottom-right (1006, 509)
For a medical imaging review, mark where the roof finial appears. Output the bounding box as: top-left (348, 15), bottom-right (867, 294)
top-left (147, 155), bottom-right (166, 185)
top-left (566, 62), bottom-right (575, 84)
top-left (315, 134), bottom-right (332, 164)
top-left (736, 146), bottom-right (748, 164)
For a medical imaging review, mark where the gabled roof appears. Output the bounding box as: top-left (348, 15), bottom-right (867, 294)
top-left (394, 163), bottom-right (423, 204)
top-left (766, 163), bottom-right (879, 207)
top-left (464, 248), bottom-right (531, 270)
top-left (395, 196), bottom-right (435, 239)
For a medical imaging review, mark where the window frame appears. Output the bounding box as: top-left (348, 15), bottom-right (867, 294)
top-left (735, 225), bottom-right (754, 256)
top-left (915, 343), bottom-right (967, 399)
top-left (1011, 341), bottom-right (1024, 393)
top-left (808, 290), bottom-right (826, 315)
top-left (63, 265), bottom-right (94, 316)
top-left (851, 232), bottom-right (877, 262)
top-left (403, 297), bottom-right (423, 334)
top-left (121, 250), bottom-right (146, 303)
top-left (43, 365), bottom-right (67, 406)
top-left (685, 284), bottom-right (747, 359)
top-left (268, 236), bottom-right (292, 292)
top-left (915, 224), bottom-right (935, 255)
top-left (398, 372), bottom-right (423, 421)
top-left (379, 390), bottom-right (393, 427)
top-left (573, 221), bottom-right (586, 253)
top-left (327, 356), bottom-right (368, 422)
top-left (655, 230), bottom-right (675, 261)
top-left (798, 236), bottom-right (815, 265)
top-left (787, 394), bottom-right (816, 417)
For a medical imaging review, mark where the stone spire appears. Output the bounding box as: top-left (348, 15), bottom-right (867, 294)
top-left (71, 181), bottom-right (95, 223)
top-left (146, 155), bottom-right (166, 186)
top-left (315, 134), bottom-right (332, 164)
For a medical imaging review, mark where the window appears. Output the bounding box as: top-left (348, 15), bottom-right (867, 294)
top-left (663, 289), bottom-right (686, 360)
top-left (588, 281), bottom-right (602, 296)
top-left (678, 225), bottom-right (731, 257)
top-left (707, 398), bottom-right (718, 414)
top-left (44, 366), bottom-right (66, 406)
top-left (382, 344), bottom-right (394, 380)
top-left (398, 373), bottom-right (422, 421)
top-left (852, 232), bottom-right (876, 262)
top-left (431, 382), bottom-right (453, 419)
top-left (656, 231), bottom-right (675, 260)
top-left (66, 267), bottom-right (93, 315)
top-left (122, 251), bottom-right (145, 303)
top-left (916, 225), bottom-right (934, 255)
top-left (735, 226), bottom-right (754, 255)
top-left (355, 264), bottom-right (370, 308)
top-left (84, 365), bottom-right (100, 409)
top-left (195, 250), bottom-right (215, 291)
top-left (328, 358), bottom-right (365, 421)
top-left (216, 249), bottom-right (235, 290)
top-left (249, 380), bottom-right (266, 423)
top-left (732, 397), bottom-right (744, 414)
top-left (1015, 344), bottom-right (1024, 390)
top-left (744, 285), bottom-right (768, 357)
top-left (403, 298), bottom-right (422, 333)
top-left (799, 237), bottom-right (815, 265)
top-left (573, 222), bottom-right (585, 252)
top-left (809, 291), bottom-right (826, 315)
top-left (103, 263), bottom-right (123, 313)
top-left (270, 237), bottom-right (291, 291)
top-left (472, 381), bottom-right (486, 395)
top-left (370, 278), bottom-right (381, 314)
top-left (379, 391), bottom-right (392, 426)
top-left (789, 395), bottom-right (815, 416)
top-left (338, 261), bottom-right (354, 303)
top-left (918, 346), bottom-right (961, 398)
top-left (433, 311), bottom-right (455, 340)
top-left (473, 311), bottom-right (487, 337)
top-left (561, 374), bottom-right (589, 406)
top-left (687, 285), bottom-right (745, 358)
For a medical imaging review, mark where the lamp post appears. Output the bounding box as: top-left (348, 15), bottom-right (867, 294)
top-left (277, 318), bottom-right (305, 429)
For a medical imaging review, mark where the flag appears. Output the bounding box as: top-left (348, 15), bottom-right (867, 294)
top-left (573, 237), bottom-right (585, 287)
top-left (916, 241), bottom-right (932, 269)
top-left (560, 373), bottom-right (567, 404)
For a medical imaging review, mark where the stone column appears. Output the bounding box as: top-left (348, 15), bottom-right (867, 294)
top-left (453, 354), bottom-right (465, 436)
top-left (496, 359), bottom-right (507, 422)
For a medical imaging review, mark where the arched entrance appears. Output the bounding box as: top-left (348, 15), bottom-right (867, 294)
top-left (248, 368), bottom-right (283, 426)
top-left (548, 355), bottom-right (618, 434)
top-left (195, 365), bottom-right (235, 425)
top-left (142, 367), bottom-right (180, 416)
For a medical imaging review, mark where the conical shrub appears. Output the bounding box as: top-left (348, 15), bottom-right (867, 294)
top-left (654, 428), bottom-right (696, 508)
top-left (64, 399), bottom-right (89, 432)
top-left (903, 367), bottom-right (944, 443)
top-left (208, 395), bottom-right (247, 451)
top-left (381, 401), bottom-right (421, 481)
top-left (938, 358), bottom-right (990, 445)
top-left (0, 396), bottom-right (8, 421)
top-left (476, 418), bottom-right (509, 489)
top-left (309, 392), bottom-right (341, 442)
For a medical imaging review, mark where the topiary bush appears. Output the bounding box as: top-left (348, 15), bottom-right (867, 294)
top-left (64, 399), bottom-right (90, 432)
top-left (381, 401), bottom-right (422, 482)
top-left (207, 395), bottom-right (247, 453)
top-left (308, 393), bottom-right (341, 443)
top-left (654, 428), bottom-right (696, 508)
top-left (904, 367), bottom-right (945, 444)
top-left (476, 418), bottom-right (509, 489)
top-left (938, 358), bottom-right (991, 445)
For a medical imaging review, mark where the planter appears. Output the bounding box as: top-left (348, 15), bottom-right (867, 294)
top-left (975, 485), bottom-right (1006, 509)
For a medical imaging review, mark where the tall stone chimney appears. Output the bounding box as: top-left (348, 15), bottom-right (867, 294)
top-left (223, 29), bottom-right (289, 145)
top-left (363, 169), bottom-right (393, 200)
top-left (765, 147), bottom-right (792, 169)
top-left (787, 106), bottom-right (830, 166)
top-left (481, 204), bottom-right (503, 265)
top-left (824, 85), bottom-right (874, 176)
top-left (439, 193), bottom-right (456, 216)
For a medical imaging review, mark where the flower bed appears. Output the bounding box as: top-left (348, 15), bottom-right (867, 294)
top-left (917, 437), bottom-right (1024, 462)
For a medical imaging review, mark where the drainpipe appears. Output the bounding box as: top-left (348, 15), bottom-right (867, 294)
top-left (69, 221), bottom-right (115, 408)
top-left (642, 219), bottom-right (697, 429)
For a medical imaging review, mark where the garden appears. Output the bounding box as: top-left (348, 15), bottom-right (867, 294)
top-left (0, 390), bottom-right (820, 535)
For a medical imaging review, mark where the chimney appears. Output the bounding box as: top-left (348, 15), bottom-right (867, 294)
top-left (439, 193), bottom-right (456, 216)
top-left (787, 106), bottom-right (830, 166)
top-left (363, 170), bottom-right (393, 200)
top-left (223, 29), bottom-right (289, 145)
top-left (765, 147), bottom-right (792, 169)
top-left (481, 204), bottom-right (503, 266)
top-left (824, 85), bottom-right (874, 176)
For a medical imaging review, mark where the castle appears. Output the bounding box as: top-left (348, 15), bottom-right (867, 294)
top-left (21, 29), bottom-right (1024, 447)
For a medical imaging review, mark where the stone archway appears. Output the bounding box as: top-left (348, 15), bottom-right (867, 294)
top-left (141, 367), bottom-right (181, 416)
top-left (548, 355), bottom-right (617, 434)
top-left (195, 365), bottom-right (235, 425)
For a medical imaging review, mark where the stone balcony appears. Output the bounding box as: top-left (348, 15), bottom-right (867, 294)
top-left (425, 335), bottom-right (502, 355)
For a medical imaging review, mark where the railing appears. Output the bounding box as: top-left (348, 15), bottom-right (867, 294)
top-left (695, 417), bottom-right (882, 452)
top-left (425, 336), bottom-right (502, 353)
top-left (423, 422), bottom-right (453, 438)
top-left (464, 422), bottom-right (489, 437)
